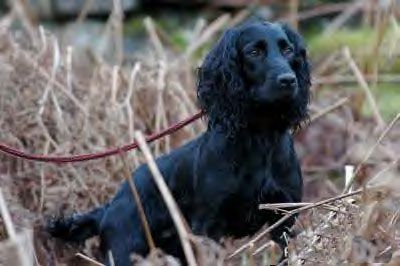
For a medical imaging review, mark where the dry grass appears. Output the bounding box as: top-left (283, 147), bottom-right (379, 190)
top-left (0, 2), bottom-right (399, 265)
top-left (0, 22), bottom-right (205, 265)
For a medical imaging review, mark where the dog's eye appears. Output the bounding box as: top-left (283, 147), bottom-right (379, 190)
top-left (249, 48), bottom-right (261, 57)
top-left (282, 46), bottom-right (293, 55)
top-left (278, 39), bottom-right (294, 56)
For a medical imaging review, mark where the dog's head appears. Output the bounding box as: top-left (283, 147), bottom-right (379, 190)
top-left (197, 21), bottom-right (311, 136)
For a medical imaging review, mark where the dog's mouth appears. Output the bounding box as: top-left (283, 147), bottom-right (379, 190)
top-left (251, 83), bottom-right (299, 105)
top-left (245, 98), bottom-right (299, 132)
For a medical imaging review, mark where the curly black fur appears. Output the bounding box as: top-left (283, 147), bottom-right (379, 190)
top-left (47, 21), bottom-right (311, 266)
top-left (198, 22), bottom-right (310, 135)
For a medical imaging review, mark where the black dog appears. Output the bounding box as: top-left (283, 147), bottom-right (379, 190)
top-left (47, 21), bottom-right (310, 265)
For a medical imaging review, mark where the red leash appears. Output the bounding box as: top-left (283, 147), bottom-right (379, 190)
top-left (0, 111), bottom-right (204, 163)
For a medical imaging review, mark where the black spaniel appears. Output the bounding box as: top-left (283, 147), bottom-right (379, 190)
top-left (47, 21), bottom-right (311, 265)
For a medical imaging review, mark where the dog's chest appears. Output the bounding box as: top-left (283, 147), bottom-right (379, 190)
top-left (218, 149), bottom-right (280, 235)
top-left (239, 140), bottom-right (275, 179)
top-left (229, 145), bottom-right (275, 202)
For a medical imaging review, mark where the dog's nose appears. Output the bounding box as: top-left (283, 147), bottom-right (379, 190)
top-left (277, 73), bottom-right (296, 88)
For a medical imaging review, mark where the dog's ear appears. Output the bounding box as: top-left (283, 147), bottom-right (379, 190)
top-left (197, 28), bottom-right (246, 136)
top-left (280, 23), bottom-right (311, 128)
